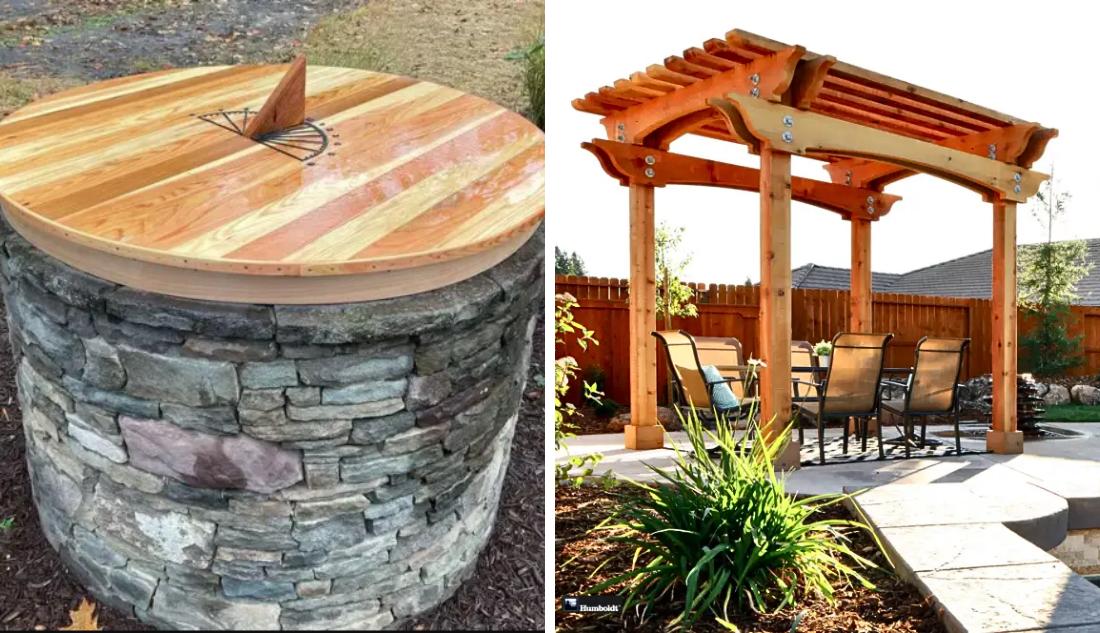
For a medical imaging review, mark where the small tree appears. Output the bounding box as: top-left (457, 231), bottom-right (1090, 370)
top-left (554, 247), bottom-right (587, 276)
top-left (654, 223), bottom-right (699, 329)
top-left (1019, 170), bottom-right (1091, 375)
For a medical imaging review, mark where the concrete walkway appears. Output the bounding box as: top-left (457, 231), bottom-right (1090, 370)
top-left (558, 423), bottom-right (1100, 632)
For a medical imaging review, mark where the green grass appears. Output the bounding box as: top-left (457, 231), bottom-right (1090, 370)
top-left (0, 72), bottom-right (82, 119)
top-left (1045, 404), bottom-right (1100, 422)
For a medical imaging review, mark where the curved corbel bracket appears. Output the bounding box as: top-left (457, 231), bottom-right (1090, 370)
top-left (707, 97), bottom-right (763, 154)
top-left (717, 93), bottom-right (1048, 202)
top-left (581, 138), bottom-right (899, 221)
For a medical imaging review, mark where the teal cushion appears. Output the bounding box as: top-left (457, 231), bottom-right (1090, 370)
top-left (701, 365), bottom-right (739, 411)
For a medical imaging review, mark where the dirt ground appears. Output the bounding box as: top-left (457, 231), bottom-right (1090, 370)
top-left (555, 485), bottom-right (944, 633)
top-left (0, 0), bottom-right (545, 629)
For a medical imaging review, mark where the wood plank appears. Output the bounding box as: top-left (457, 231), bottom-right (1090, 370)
top-left (850, 218), bottom-right (872, 332)
top-left (601, 47), bottom-right (803, 143)
top-left (581, 139), bottom-right (897, 220)
top-left (758, 147), bottom-right (794, 456)
top-left (719, 93), bottom-right (1047, 203)
top-left (625, 183), bottom-right (661, 449)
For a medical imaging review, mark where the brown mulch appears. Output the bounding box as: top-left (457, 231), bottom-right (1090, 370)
top-left (0, 304), bottom-right (545, 630)
top-left (555, 485), bottom-right (945, 633)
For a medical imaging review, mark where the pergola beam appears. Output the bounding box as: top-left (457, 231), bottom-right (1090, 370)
top-left (825, 123), bottom-right (1058, 188)
top-left (712, 93), bottom-right (1048, 203)
top-left (581, 138), bottom-right (898, 221)
top-left (599, 46), bottom-right (804, 144)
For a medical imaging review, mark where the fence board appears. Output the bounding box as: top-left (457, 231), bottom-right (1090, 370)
top-left (556, 275), bottom-right (1100, 406)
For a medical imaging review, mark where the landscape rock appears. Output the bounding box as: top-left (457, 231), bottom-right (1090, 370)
top-left (1071, 384), bottom-right (1100, 406)
top-left (119, 346), bottom-right (239, 406)
top-left (1044, 384), bottom-right (1072, 407)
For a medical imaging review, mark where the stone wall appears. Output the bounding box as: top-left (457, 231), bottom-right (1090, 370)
top-left (1, 219), bottom-right (543, 630)
top-left (1050, 528), bottom-right (1100, 575)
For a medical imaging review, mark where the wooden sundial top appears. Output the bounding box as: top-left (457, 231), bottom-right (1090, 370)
top-left (0, 61), bottom-right (544, 303)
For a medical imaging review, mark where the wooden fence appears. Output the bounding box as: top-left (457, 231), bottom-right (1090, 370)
top-left (556, 275), bottom-right (1100, 406)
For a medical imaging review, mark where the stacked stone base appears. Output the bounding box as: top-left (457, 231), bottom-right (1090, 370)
top-left (2, 218), bottom-right (543, 630)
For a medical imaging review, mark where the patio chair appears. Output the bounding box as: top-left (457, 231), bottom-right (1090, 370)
top-left (653, 330), bottom-right (757, 426)
top-left (791, 340), bottom-right (819, 404)
top-left (794, 332), bottom-right (894, 465)
top-left (879, 337), bottom-right (970, 457)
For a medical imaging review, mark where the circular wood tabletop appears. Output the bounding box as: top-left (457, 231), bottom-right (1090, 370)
top-left (0, 64), bottom-right (544, 303)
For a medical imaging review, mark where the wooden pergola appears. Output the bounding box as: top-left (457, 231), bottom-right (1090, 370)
top-left (573, 29), bottom-right (1056, 467)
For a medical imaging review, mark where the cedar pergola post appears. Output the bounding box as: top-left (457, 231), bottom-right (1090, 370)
top-left (989, 198), bottom-right (1022, 453)
top-left (758, 147), bottom-right (798, 465)
top-left (575, 28), bottom-right (1055, 466)
top-left (625, 183), bottom-right (662, 449)
top-left (850, 219), bottom-right (873, 333)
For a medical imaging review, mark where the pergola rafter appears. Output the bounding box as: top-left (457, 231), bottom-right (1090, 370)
top-left (574, 28), bottom-right (1057, 465)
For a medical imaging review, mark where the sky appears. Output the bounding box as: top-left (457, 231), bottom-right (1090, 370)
top-left (545, 1), bottom-right (1100, 283)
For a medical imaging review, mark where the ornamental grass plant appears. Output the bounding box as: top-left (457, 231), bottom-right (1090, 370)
top-left (590, 410), bottom-right (878, 630)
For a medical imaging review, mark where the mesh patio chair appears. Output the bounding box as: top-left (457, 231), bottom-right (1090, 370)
top-left (791, 340), bottom-right (819, 404)
top-left (879, 337), bottom-right (970, 457)
top-left (653, 330), bottom-right (758, 426)
top-left (794, 332), bottom-right (894, 465)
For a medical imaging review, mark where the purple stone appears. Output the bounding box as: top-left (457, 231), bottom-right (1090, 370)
top-left (120, 417), bottom-right (302, 493)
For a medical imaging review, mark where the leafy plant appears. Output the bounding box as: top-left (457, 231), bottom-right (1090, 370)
top-left (1019, 170), bottom-right (1091, 376)
top-left (505, 32), bottom-right (544, 129)
top-left (593, 397), bottom-right (621, 420)
top-left (555, 293), bottom-right (603, 484)
top-left (655, 223), bottom-right (699, 330)
top-left (590, 409), bottom-right (876, 629)
top-left (0, 516), bottom-right (12, 531)
top-left (812, 340), bottom-right (833, 357)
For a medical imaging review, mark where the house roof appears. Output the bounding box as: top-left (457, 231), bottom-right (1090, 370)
top-left (792, 263), bottom-right (901, 293)
top-left (794, 238), bottom-right (1100, 305)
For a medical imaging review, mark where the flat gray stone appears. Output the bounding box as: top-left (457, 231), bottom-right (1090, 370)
top-left (914, 562), bottom-right (1100, 633)
top-left (120, 416), bottom-right (302, 493)
top-left (90, 491), bottom-right (215, 568)
top-left (292, 513), bottom-right (367, 552)
top-left (105, 287), bottom-right (275, 339)
top-left (350, 411), bottom-right (416, 444)
top-left (288, 399), bottom-right (404, 421)
top-left (67, 416), bottom-right (126, 463)
top-left (161, 403), bottom-right (239, 435)
top-left (322, 379), bottom-right (406, 405)
top-left (298, 354), bottom-right (412, 386)
top-left (83, 337), bottom-right (125, 390)
top-left (222, 576), bottom-right (297, 602)
top-left (240, 361), bottom-right (299, 389)
top-left (407, 373), bottom-right (452, 410)
top-left (183, 337), bottom-right (278, 362)
top-left (62, 375), bottom-right (160, 418)
top-left (119, 346), bottom-right (239, 406)
top-left (239, 388), bottom-right (286, 411)
top-left (878, 523), bottom-right (1058, 580)
top-left (152, 583), bottom-right (281, 630)
top-left (243, 419), bottom-right (351, 443)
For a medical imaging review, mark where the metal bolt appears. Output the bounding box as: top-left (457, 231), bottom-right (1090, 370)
top-left (645, 155), bottom-right (656, 165)
top-left (645, 167), bottom-right (655, 178)
top-left (867, 205), bottom-right (875, 215)
top-left (866, 196), bottom-right (875, 205)
top-left (781, 131), bottom-right (793, 143)
top-left (782, 115), bottom-right (794, 127)
top-left (750, 87), bottom-right (760, 97)
top-left (988, 143), bottom-right (997, 159)
top-left (617, 122), bottom-right (625, 130)
top-left (1014, 184), bottom-right (1022, 194)
top-left (1014, 172), bottom-right (1023, 182)
top-left (750, 73), bottom-right (760, 84)
top-left (616, 134), bottom-right (625, 142)
top-left (845, 171), bottom-right (852, 186)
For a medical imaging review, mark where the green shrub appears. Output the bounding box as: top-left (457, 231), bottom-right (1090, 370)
top-left (593, 397), bottom-right (621, 420)
top-left (506, 33), bottom-right (544, 129)
top-left (591, 412), bottom-right (876, 629)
